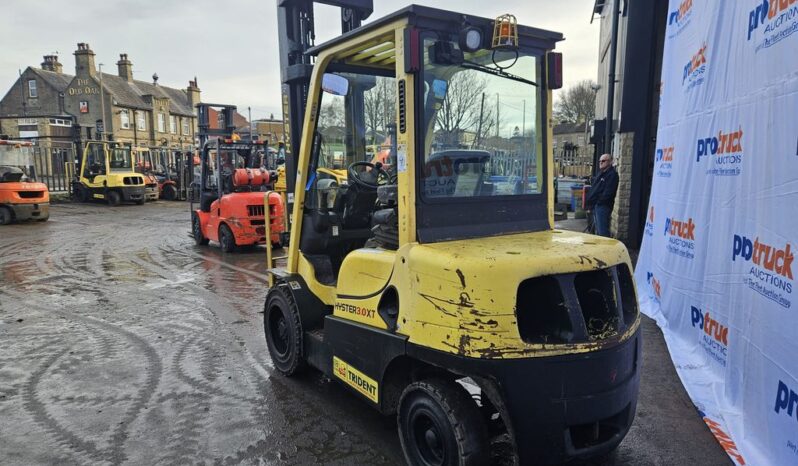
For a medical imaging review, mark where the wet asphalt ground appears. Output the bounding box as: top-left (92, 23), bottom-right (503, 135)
top-left (0, 201), bottom-right (731, 465)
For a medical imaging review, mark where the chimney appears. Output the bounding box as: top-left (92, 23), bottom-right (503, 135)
top-left (41, 55), bottom-right (63, 74)
top-left (152, 73), bottom-right (159, 85)
top-left (74, 42), bottom-right (96, 76)
top-left (187, 76), bottom-right (201, 108)
top-left (117, 53), bottom-right (133, 82)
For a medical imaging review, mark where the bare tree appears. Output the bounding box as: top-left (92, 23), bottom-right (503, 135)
top-left (435, 71), bottom-right (488, 148)
top-left (318, 98), bottom-right (344, 129)
top-left (363, 77), bottom-right (396, 145)
top-left (554, 79), bottom-right (597, 124)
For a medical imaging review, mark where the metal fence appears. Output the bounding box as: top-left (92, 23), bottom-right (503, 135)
top-left (31, 145), bottom-right (75, 193)
top-left (555, 162), bottom-right (593, 179)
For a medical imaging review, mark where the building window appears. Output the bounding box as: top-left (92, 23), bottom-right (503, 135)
top-left (48, 118), bottom-right (71, 127)
top-left (17, 118), bottom-right (37, 126)
top-left (120, 110), bottom-right (130, 129)
top-left (136, 111), bottom-right (146, 131)
top-left (28, 80), bottom-right (37, 98)
top-left (577, 136), bottom-right (584, 146)
top-left (158, 113), bottom-right (166, 133)
top-left (182, 118), bottom-right (190, 135)
top-left (169, 115), bottom-right (177, 134)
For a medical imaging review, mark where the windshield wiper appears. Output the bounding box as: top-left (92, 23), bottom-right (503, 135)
top-left (461, 60), bottom-right (538, 87)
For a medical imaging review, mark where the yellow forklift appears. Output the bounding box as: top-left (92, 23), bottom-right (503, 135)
top-left (72, 141), bottom-right (146, 205)
top-left (264, 5), bottom-right (641, 465)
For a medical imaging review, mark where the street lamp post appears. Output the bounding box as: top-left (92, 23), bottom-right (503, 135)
top-left (98, 63), bottom-right (107, 141)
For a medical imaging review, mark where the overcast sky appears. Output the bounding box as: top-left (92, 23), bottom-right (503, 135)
top-left (1, 0), bottom-right (600, 121)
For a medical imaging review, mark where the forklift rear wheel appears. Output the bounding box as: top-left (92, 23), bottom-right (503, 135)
top-left (192, 213), bottom-right (209, 245)
top-left (264, 286), bottom-right (304, 376)
top-left (162, 184), bottom-right (177, 201)
top-left (107, 191), bottom-right (121, 206)
top-left (219, 224), bottom-right (237, 253)
top-left (0, 206), bottom-right (12, 225)
top-left (398, 378), bottom-right (489, 466)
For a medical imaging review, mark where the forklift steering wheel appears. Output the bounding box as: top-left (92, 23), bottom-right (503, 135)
top-left (347, 161), bottom-right (388, 190)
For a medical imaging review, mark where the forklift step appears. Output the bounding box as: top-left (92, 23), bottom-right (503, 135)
top-left (304, 328), bottom-right (330, 375)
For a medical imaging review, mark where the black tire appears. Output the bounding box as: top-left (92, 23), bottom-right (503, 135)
top-left (74, 185), bottom-right (89, 203)
top-left (398, 379), bottom-right (489, 466)
top-left (107, 190), bottom-right (121, 206)
top-left (162, 184), bottom-right (177, 201)
top-left (0, 206), bottom-right (12, 225)
top-left (191, 212), bottom-right (209, 245)
top-left (219, 223), bottom-right (237, 253)
top-left (263, 285), bottom-right (304, 376)
top-left (135, 197), bottom-right (145, 205)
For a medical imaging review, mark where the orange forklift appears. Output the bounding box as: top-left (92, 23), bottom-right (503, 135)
top-left (191, 103), bottom-right (287, 252)
top-left (191, 137), bottom-right (286, 252)
top-left (133, 147), bottom-right (160, 201)
top-left (0, 139), bottom-right (49, 224)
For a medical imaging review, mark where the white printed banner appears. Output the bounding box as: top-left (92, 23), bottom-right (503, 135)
top-left (635, 1), bottom-right (798, 465)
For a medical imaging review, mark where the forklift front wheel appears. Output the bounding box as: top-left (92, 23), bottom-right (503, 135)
top-left (264, 286), bottom-right (304, 376)
top-left (219, 224), bottom-right (237, 253)
top-left (74, 185), bottom-right (89, 203)
top-left (107, 190), bottom-right (121, 206)
top-left (162, 184), bottom-right (177, 201)
top-left (192, 213), bottom-right (209, 246)
top-left (0, 206), bottom-right (12, 225)
top-left (398, 378), bottom-right (489, 466)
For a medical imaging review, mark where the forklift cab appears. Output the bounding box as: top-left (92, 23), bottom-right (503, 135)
top-left (266, 6), bottom-right (640, 465)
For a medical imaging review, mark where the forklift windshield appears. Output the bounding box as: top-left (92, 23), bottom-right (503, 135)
top-left (109, 147), bottom-right (134, 172)
top-left (0, 143), bottom-right (36, 182)
top-left (134, 149), bottom-right (155, 175)
top-left (308, 71), bottom-right (395, 207)
top-left (421, 38), bottom-right (542, 199)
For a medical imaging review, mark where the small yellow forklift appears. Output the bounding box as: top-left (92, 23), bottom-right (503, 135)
top-left (72, 141), bottom-right (146, 205)
top-left (264, 5), bottom-right (641, 465)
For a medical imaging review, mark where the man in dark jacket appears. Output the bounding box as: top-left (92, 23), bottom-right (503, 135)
top-left (586, 153), bottom-right (619, 237)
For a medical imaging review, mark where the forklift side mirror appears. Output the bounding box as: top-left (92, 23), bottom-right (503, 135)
top-left (322, 74), bottom-right (349, 96)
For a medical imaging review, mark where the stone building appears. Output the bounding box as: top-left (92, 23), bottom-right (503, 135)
top-left (0, 43), bottom-right (201, 152)
top-left (0, 56), bottom-right (75, 157)
top-left (254, 116), bottom-right (286, 145)
top-left (592, 0), bottom-right (668, 244)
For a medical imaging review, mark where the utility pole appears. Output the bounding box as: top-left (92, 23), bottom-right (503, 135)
top-left (98, 63), bottom-right (107, 141)
top-left (522, 99), bottom-right (526, 137)
top-left (496, 93), bottom-right (500, 138)
top-left (474, 93), bottom-right (486, 148)
top-left (248, 106), bottom-right (253, 142)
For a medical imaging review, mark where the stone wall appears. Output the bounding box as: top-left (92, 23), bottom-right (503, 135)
top-left (611, 131), bottom-right (635, 243)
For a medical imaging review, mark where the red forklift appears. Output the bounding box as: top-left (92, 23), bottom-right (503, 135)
top-left (152, 147), bottom-right (192, 201)
top-left (190, 103), bottom-right (286, 252)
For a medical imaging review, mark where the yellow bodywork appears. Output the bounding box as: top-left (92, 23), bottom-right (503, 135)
top-left (325, 229), bottom-right (638, 359)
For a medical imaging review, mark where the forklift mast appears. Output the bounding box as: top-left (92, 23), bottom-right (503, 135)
top-left (276, 0), bottom-right (373, 194)
top-left (196, 102), bottom-right (239, 148)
